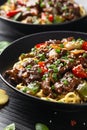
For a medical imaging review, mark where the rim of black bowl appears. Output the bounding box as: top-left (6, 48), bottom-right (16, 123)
top-left (0, 12), bottom-right (87, 26)
top-left (1, 30), bottom-right (87, 111)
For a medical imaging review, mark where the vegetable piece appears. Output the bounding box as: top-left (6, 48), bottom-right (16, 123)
top-left (35, 123), bottom-right (49, 130)
top-left (0, 89), bottom-right (7, 94)
top-left (40, 2), bottom-right (45, 8)
top-left (0, 89), bottom-right (9, 105)
top-left (27, 82), bottom-right (40, 95)
top-left (48, 14), bottom-right (54, 22)
top-left (13, 12), bottom-right (22, 20)
top-left (82, 41), bottom-right (87, 51)
top-left (4, 123), bottom-right (15, 130)
top-left (0, 41), bottom-right (10, 54)
top-left (72, 64), bottom-right (87, 78)
top-left (54, 15), bottom-right (64, 23)
top-left (35, 43), bottom-right (45, 48)
top-left (64, 38), bottom-right (83, 50)
top-left (38, 62), bottom-right (48, 74)
top-left (7, 10), bottom-right (21, 17)
top-left (0, 93), bottom-right (9, 105)
top-left (38, 61), bottom-right (45, 67)
top-left (77, 81), bottom-right (87, 100)
top-left (38, 53), bottom-right (45, 61)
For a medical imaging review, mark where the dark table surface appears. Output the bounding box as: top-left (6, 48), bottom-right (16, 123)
top-left (0, 17), bottom-right (87, 130)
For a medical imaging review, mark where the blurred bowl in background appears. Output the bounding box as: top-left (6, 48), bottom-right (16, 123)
top-left (0, 0), bottom-right (87, 41)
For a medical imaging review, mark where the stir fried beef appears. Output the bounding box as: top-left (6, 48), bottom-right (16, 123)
top-left (54, 72), bottom-right (80, 94)
top-left (0, 0), bottom-right (86, 24)
top-left (5, 37), bottom-right (87, 103)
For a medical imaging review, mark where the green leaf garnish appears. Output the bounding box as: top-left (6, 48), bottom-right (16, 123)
top-left (35, 123), bottom-right (49, 130)
top-left (0, 41), bottom-right (10, 54)
top-left (4, 123), bottom-right (15, 130)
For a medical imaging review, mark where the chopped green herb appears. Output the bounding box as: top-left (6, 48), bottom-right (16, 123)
top-left (63, 79), bottom-right (68, 85)
top-left (55, 59), bottom-right (60, 65)
top-left (52, 73), bottom-right (58, 81)
top-left (49, 64), bottom-right (58, 73)
top-left (42, 75), bottom-right (47, 80)
top-left (51, 85), bottom-right (55, 90)
top-left (60, 44), bottom-right (64, 48)
top-left (21, 87), bottom-right (28, 93)
top-left (62, 56), bottom-right (68, 60)
top-left (38, 53), bottom-right (45, 61)
top-left (54, 68), bottom-right (58, 73)
top-left (69, 74), bottom-right (73, 78)
top-left (60, 63), bottom-right (64, 67)
top-left (49, 64), bottom-right (56, 69)
top-left (38, 67), bottom-right (42, 73)
top-left (40, 2), bottom-right (45, 8)
top-left (28, 82), bottom-right (40, 94)
top-left (26, 65), bottom-right (32, 70)
top-left (62, 5), bottom-right (68, 11)
top-left (55, 49), bottom-right (61, 53)
top-left (69, 58), bottom-right (74, 62)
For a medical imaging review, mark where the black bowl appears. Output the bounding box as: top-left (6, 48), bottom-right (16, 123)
top-left (0, 0), bottom-right (87, 40)
top-left (0, 31), bottom-right (87, 112)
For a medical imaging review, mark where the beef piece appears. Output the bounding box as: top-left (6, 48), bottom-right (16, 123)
top-left (54, 72), bottom-right (80, 94)
top-left (41, 77), bottom-right (51, 96)
top-left (58, 61), bottom-right (75, 75)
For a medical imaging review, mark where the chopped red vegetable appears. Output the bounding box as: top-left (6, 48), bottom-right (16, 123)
top-left (82, 41), bottom-right (87, 51)
top-left (7, 10), bottom-right (21, 17)
top-left (38, 61), bottom-right (48, 74)
top-left (72, 64), bottom-right (87, 78)
top-left (38, 61), bottom-right (45, 67)
top-left (35, 43), bottom-right (46, 48)
top-left (48, 14), bottom-right (54, 22)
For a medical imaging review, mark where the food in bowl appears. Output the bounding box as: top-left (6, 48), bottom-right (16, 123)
top-left (0, 0), bottom-right (86, 24)
top-left (4, 36), bottom-right (87, 104)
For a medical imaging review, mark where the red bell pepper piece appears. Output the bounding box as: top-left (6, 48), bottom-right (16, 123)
top-left (35, 43), bottom-right (46, 48)
top-left (7, 10), bottom-right (21, 17)
top-left (48, 14), bottom-right (54, 22)
top-left (72, 64), bottom-right (87, 78)
top-left (38, 61), bottom-right (45, 67)
top-left (82, 41), bottom-right (87, 51)
top-left (38, 61), bottom-right (48, 74)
